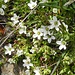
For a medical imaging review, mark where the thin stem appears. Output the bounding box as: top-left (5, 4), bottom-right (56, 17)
top-left (0, 23), bottom-right (6, 24)
top-left (0, 29), bottom-right (15, 48)
top-left (21, 4), bottom-right (39, 23)
top-left (64, 0), bottom-right (75, 6)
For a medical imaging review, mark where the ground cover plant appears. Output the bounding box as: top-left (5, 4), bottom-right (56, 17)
top-left (0, 0), bottom-right (75, 75)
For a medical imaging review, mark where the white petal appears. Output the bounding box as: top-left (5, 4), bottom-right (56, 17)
top-left (19, 29), bottom-right (24, 34)
top-left (11, 49), bottom-right (14, 51)
top-left (51, 36), bottom-right (55, 40)
top-left (8, 44), bottom-right (12, 48)
top-left (0, 8), bottom-right (4, 15)
top-left (43, 36), bottom-right (48, 39)
top-left (38, 36), bottom-right (41, 40)
top-left (8, 51), bottom-right (12, 55)
top-left (59, 45), bottom-right (66, 50)
top-left (50, 25), bottom-right (55, 29)
top-left (59, 45), bottom-right (63, 50)
top-left (56, 41), bottom-right (61, 45)
top-left (27, 65), bottom-right (30, 69)
top-left (33, 34), bottom-right (37, 38)
top-left (55, 27), bottom-right (59, 31)
top-left (53, 16), bottom-right (57, 21)
top-left (63, 45), bottom-right (66, 50)
top-left (29, 63), bottom-right (33, 66)
top-left (4, 46), bottom-right (9, 50)
top-left (48, 38), bottom-right (51, 43)
top-left (33, 29), bottom-right (37, 33)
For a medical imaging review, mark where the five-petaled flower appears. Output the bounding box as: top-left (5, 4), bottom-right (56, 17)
top-left (28, 0), bottom-right (37, 9)
top-left (4, 43), bottom-right (14, 55)
top-left (16, 49), bottom-right (23, 56)
top-left (33, 28), bottom-right (43, 40)
top-left (34, 67), bottom-right (40, 75)
top-left (49, 16), bottom-right (61, 31)
top-left (43, 35), bottom-right (55, 43)
top-left (11, 13), bottom-right (19, 25)
top-left (56, 39), bottom-right (67, 50)
top-left (41, 25), bottom-right (51, 36)
top-left (19, 22), bottom-right (26, 34)
top-left (23, 57), bottom-right (33, 69)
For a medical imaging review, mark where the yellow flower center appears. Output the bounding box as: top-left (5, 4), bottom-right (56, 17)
top-left (37, 32), bottom-right (40, 35)
top-left (54, 21), bottom-right (58, 25)
top-left (9, 48), bottom-right (12, 51)
top-left (46, 27), bottom-right (49, 31)
top-left (62, 41), bottom-right (66, 45)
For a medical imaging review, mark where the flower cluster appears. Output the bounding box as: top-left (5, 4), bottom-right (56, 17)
top-left (33, 16), bottom-right (68, 50)
top-left (33, 25), bottom-right (55, 43)
top-left (4, 43), bottom-right (25, 56)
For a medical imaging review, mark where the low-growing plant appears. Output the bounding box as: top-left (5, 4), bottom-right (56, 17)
top-left (0, 0), bottom-right (75, 75)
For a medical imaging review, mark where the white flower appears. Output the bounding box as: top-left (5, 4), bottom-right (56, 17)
top-left (41, 25), bottom-right (51, 36)
top-left (25, 70), bottom-right (30, 75)
top-left (4, 44), bottom-right (14, 55)
top-left (0, 8), bottom-right (4, 15)
top-left (23, 57), bottom-right (33, 69)
top-left (56, 39), bottom-right (67, 50)
top-left (8, 58), bottom-right (15, 64)
top-left (49, 16), bottom-right (61, 31)
top-left (30, 45), bottom-right (38, 53)
top-left (43, 35), bottom-right (55, 43)
top-left (16, 49), bottom-right (23, 56)
top-left (28, 0), bottom-right (37, 9)
top-left (4, 0), bottom-right (9, 3)
top-left (30, 47), bottom-right (35, 53)
top-left (19, 26), bottom-right (26, 34)
top-left (33, 28), bottom-right (43, 40)
top-left (2, 5), bottom-right (6, 9)
top-left (34, 67), bottom-right (40, 75)
top-left (51, 50), bottom-right (57, 55)
top-left (53, 8), bottom-right (57, 13)
top-left (26, 32), bottom-right (31, 37)
top-left (11, 13), bottom-right (19, 25)
top-left (19, 22), bottom-right (26, 34)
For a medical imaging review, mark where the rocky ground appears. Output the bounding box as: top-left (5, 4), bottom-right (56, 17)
top-left (0, 63), bottom-right (25, 75)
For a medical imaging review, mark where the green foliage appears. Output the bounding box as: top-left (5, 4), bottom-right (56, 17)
top-left (0, 0), bottom-right (75, 75)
